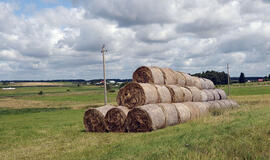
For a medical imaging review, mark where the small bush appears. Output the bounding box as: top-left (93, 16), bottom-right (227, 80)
top-left (67, 89), bottom-right (70, 92)
top-left (108, 89), bottom-right (115, 93)
top-left (38, 91), bottom-right (43, 95)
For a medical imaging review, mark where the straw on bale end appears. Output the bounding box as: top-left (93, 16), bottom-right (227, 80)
top-left (117, 82), bottom-right (159, 109)
top-left (125, 104), bottom-right (166, 132)
top-left (105, 106), bottom-right (130, 132)
top-left (84, 105), bottom-right (115, 132)
top-left (133, 66), bottom-right (165, 84)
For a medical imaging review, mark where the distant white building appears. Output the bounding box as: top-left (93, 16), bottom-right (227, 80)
top-left (109, 80), bottom-right (115, 84)
top-left (2, 87), bottom-right (16, 90)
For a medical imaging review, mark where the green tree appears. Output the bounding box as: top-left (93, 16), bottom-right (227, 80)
top-left (193, 70), bottom-right (228, 85)
top-left (239, 72), bottom-right (246, 83)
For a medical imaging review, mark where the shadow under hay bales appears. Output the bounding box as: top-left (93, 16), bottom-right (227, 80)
top-left (0, 107), bottom-right (70, 116)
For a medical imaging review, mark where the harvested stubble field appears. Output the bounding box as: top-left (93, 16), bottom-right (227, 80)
top-left (0, 82), bottom-right (269, 159)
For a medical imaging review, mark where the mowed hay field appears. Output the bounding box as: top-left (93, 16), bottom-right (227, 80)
top-left (0, 82), bottom-right (270, 159)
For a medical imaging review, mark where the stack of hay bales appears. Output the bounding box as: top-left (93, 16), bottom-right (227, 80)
top-left (84, 66), bottom-right (238, 132)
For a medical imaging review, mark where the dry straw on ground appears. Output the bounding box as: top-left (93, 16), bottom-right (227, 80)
top-left (84, 105), bottom-right (115, 132)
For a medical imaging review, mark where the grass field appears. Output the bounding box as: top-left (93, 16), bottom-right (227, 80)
top-left (0, 82), bottom-right (269, 159)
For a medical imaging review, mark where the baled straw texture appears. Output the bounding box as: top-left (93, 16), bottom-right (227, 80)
top-left (228, 99), bottom-right (239, 108)
top-left (200, 78), bottom-right (208, 89)
top-left (216, 100), bottom-right (227, 109)
top-left (105, 106), bottom-right (130, 132)
top-left (211, 89), bottom-right (221, 100)
top-left (207, 101), bottom-right (221, 110)
top-left (220, 100), bottom-right (232, 108)
top-left (133, 66), bottom-right (165, 85)
top-left (155, 85), bottom-right (172, 103)
top-left (175, 72), bottom-right (186, 86)
top-left (204, 78), bottom-right (215, 89)
top-left (160, 68), bottom-right (178, 85)
top-left (192, 102), bottom-right (209, 116)
top-left (216, 89), bottom-right (227, 99)
top-left (117, 82), bottom-right (159, 108)
top-left (183, 102), bottom-right (200, 119)
top-left (166, 85), bottom-right (184, 102)
top-left (84, 105), bottom-right (115, 132)
top-left (158, 103), bottom-right (179, 126)
top-left (186, 86), bottom-right (202, 102)
top-left (193, 77), bottom-right (203, 89)
top-left (200, 90), bottom-right (208, 102)
top-left (125, 104), bottom-right (166, 132)
top-left (173, 103), bottom-right (191, 123)
top-left (181, 72), bottom-right (194, 86)
top-left (181, 87), bottom-right (192, 102)
top-left (204, 89), bottom-right (215, 101)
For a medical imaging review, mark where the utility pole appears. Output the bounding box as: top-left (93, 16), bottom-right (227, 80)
top-left (101, 44), bottom-right (107, 105)
top-left (227, 63), bottom-right (230, 96)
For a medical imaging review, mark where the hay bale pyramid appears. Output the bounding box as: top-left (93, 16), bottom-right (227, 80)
top-left (83, 66), bottom-right (239, 132)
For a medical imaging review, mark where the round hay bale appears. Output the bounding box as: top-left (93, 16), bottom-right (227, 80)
top-left (181, 72), bottom-right (194, 86)
top-left (220, 100), bottom-right (232, 109)
top-left (216, 89), bottom-right (227, 99)
top-left (125, 104), bottom-right (166, 132)
top-left (166, 85), bottom-right (184, 102)
top-left (201, 78), bottom-right (209, 89)
top-left (186, 86), bottom-right (202, 102)
top-left (216, 100), bottom-right (227, 109)
top-left (202, 102), bottom-right (211, 110)
top-left (158, 103), bottom-right (179, 126)
top-left (84, 105), bottom-right (115, 132)
top-left (207, 101), bottom-right (221, 110)
top-left (204, 90), bottom-right (215, 101)
top-left (105, 106), bottom-right (130, 132)
top-left (193, 77), bottom-right (203, 89)
top-left (155, 85), bottom-right (172, 103)
top-left (173, 103), bottom-right (191, 123)
top-left (160, 68), bottom-right (178, 85)
top-left (208, 79), bottom-right (215, 89)
top-left (183, 102), bottom-right (200, 119)
top-left (181, 87), bottom-right (192, 102)
top-left (133, 66), bottom-right (165, 85)
top-left (192, 102), bottom-right (209, 116)
top-left (116, 82), bottom-right (159, 108)
top-left (211, 89), bottom-right (221, 100)
top-left (200, 78), bottom-right (208, 89)
top-left (175, 72), bottom-right (186, 86)
top-left (228, 99), bottom-right (239, 108)
top-left (200, 90), bottom-right (208, 102)
top-left (203, 78), bottom-right (215, 89)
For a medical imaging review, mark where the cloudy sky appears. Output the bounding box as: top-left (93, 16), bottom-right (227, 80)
top-left (0, 0), bottom-right (270, 80)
